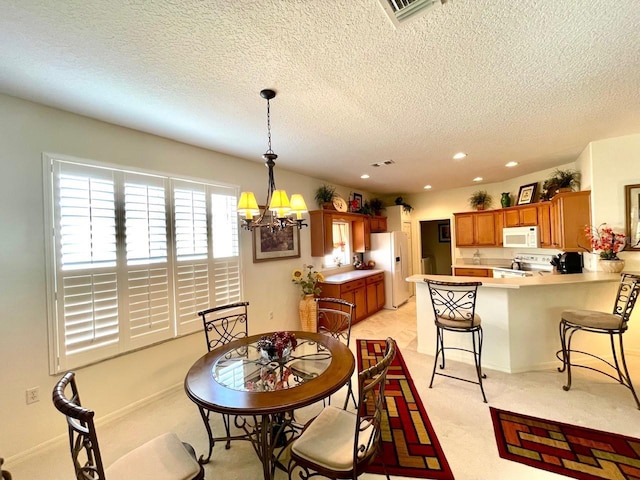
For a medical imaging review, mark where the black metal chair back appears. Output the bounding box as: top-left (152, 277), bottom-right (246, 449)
top-left (52, 371), bottom-right (107, 480)
top-left (427, 280), bottom-right (481, 327)
top-left (315, 297), bottom-right (354, 346)
top-left (612, 273), bottom-right (640, 327)
top-left (198, 301), bottom-right (249, 351)
top-left (354, 337), bottom-right (396, 471)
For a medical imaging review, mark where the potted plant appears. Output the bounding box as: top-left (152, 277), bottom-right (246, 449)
top-left (369, 198), bottom-right (384, 216)
top-left (468, 190), bottom-right (493, 210)
top-left (314, 184), bottom-right (337, 209)
top-left (394, 196), bottom-right (413, 213)
top-left (544, 169), bottom-right (580, 197)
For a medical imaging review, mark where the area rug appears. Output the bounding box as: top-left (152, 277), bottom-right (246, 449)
top-left (490, 407), bottom-right (640, 479)
top-left (357, 339), bottom-right (454, 479)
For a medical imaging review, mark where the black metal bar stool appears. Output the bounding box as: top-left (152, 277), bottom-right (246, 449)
top-left (557, 273), bottom-right (640, 409)
top-left (425, 279), bottom-right (487, 402)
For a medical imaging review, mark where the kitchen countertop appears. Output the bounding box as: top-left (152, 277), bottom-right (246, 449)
top-left (408, 272), bottom-right (620, 289)
top-left (320, 269), bottom-right (384, 284)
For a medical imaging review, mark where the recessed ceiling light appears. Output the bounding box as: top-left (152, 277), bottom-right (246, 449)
top-left (505, 161), bottom-right (518, 167)
top-left (423, 185), bottom-right (432, 190)
top-left (473, 177), bottom-right (483, 182)
top-left (360, 174), bottom-right (370, 179)
top-left (453, 152), bottom-right (467, 160)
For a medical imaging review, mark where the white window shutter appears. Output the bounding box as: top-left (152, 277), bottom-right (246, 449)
top-left (54, 161), bottom-right (120, 369)
top-left (123, 173), bottom-right (173, 347)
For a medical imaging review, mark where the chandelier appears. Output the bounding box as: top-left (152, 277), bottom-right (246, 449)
top-left (237, 89), bottom-right (308, 232)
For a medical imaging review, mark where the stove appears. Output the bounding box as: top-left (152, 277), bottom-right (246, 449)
top-left (492, 253), bottom-right (555, 278)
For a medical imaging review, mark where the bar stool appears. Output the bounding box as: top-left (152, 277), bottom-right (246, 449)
top-left (425, 279), bottom-right (487, 402)
top-left (557, 273), bottom-right (640, 409)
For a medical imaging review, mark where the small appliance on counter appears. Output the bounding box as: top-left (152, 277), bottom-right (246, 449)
top-left (551, 252), bottom-right (583, 274)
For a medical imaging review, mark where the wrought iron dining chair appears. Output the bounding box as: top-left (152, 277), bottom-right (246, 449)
top-left (425, 279), bottom-right (487, 402)
top-left (52, 371), bottom-right (204, 480)
top-left (198, 301), bottom-right (250, 449)
top-left (287, 337), bottom-right (396, 480)
top-left (0, 458), bottom-right (11, 480)
top-left (557, 273), bottom-right (640, 409)
top-left (315, 297), bottom-right (357, 409)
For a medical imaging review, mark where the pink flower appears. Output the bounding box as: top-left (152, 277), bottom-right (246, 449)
top-left (584, 224), bottom-right (626, 260)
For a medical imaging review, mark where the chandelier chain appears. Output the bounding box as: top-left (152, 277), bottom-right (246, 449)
top-left (265, 98), bottom-right (273, 155)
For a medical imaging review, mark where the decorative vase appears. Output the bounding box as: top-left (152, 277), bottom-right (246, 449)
top-left (599, 259), bottom-right (625, 273)
top-left (500, 192), bottom-right (511, 208)
top-left (298, 294), bottom-right (317, 332)
top-left (476, 203), bottom-right (485, 211)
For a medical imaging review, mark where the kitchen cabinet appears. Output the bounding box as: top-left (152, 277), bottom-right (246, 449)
top-left (310, 210), bottom-right (370, 257)
top-left (317, 271), bottom-right (385, 325)
top-left (454, 211), bottom-right (499, 247)
top-left (370, 216), bottom-right (387, 233)
top-left (537, 202), bottom-right (552, 247)
top-left (365, 272), bottom-right (385, 315)
top-left (502, 205), bottom-right (538, 227)
top-left (550, 190), bottom-right (591, 251)
top-left (452, 267), bottom-right (491, 278)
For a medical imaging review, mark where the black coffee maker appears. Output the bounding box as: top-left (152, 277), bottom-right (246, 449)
top-left (551, 252), bottom-right (583, 274)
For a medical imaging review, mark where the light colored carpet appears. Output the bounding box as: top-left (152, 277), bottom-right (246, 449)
top-left (8, 298), bottom-right (640, 479)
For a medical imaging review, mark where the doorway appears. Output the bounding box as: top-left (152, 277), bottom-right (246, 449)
top-left (419, 219), bottom-right (452, 275)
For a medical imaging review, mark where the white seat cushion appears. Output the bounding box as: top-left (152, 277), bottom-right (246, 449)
top-left (291, 405), bottom-right (373, 472)
top-left (562, 309), bottom-right (624, 330)
top-left (436, 312), bottom-right (481, 329)
top-left (105, 432), bottom-right (201, 480)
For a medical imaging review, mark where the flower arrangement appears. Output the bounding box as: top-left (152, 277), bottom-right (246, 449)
top-left (584, 224), bottom-right (626, 260)
top-left (291, 264), bottom-right (324, 297)
top-left (257, 331), bottom-right (297, 360)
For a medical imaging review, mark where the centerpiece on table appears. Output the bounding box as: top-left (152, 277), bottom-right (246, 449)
top-left (292, 265), bottom-right (324, 332)
top-left (584, 223), bottom-right (626, 273)
top-left (257, 331), bottom-right (298, 363)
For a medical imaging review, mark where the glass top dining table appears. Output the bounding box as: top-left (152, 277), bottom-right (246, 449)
top-left (184, 331), bottom-right (355, 480)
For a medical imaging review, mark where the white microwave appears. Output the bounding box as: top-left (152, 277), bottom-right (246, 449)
top-left (502, 226), bottom-right (540, 248)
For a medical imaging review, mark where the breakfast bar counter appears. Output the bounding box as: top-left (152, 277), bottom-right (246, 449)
top-left (408, 273), bottom-right (622, 373)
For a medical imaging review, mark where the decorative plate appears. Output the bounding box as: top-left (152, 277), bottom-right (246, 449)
top-left (333, 196), bottom-right (348, 212)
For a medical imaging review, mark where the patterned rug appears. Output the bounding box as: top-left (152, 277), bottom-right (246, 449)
top-left (357, 339), bottom-right (454, 479)
top-left (491, 407), bottom-right (640, 479)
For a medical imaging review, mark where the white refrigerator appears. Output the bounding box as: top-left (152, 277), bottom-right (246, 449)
top-left (368, 231), bottom-right (411, 309)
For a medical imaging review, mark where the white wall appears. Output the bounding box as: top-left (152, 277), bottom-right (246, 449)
top-left (589, 134), bottom-right (640, 272)
top-left (0, 94), bottom-right (361, 459)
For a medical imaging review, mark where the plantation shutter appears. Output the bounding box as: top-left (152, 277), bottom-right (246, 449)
top-left (212, 191), bottom-right (241, 305)
top-left (123, 172), bottom-right (173, 348)
top-left (173, 180), bottom-right (211, 333)
top-left (54, 161), bottom-right (120, 369)
top-left (46, 155), bottom-right (243, 372)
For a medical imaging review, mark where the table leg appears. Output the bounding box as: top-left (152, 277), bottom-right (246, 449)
top-left (196, 406), bottom-right (214, 464)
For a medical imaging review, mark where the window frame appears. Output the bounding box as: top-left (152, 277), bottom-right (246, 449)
top-left (43, 153), bottom-right (242, 373)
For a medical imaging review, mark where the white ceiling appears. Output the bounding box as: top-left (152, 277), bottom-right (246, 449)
top-left (1, 0), bottom-right (639, 194)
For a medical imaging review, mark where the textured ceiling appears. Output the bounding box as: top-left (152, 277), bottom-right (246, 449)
top-left (1, 0), bottom-right (639, 194)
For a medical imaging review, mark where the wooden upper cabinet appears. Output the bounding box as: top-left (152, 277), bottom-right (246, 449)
top-left (454, 211), bottom-right (498, 247)
top-left (537, 202), bottom-right (552, 247)
top-left (503, 205), bottom-right (538, 227)
top-left (310, 210), bottom-right (375, 257)
top-left (550, 191), bottom-right (591, 251)
top-left (370, 216), bottom-right (387, 233)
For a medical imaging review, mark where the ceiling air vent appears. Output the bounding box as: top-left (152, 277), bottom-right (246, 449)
top-left (378, 0), bottom-right (446, 27)
top-left (370, 160), bottom-right (396, 167)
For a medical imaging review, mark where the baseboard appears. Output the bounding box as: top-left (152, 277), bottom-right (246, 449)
top-left (7, 382), bottom-right (183, 465)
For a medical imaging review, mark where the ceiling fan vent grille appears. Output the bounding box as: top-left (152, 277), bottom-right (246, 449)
top-left (378, 0), bottom-right (444, 26)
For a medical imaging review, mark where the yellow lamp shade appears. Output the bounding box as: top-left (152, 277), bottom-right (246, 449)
top-left (269, 189), bottom-right (291, 217)
top-left (237, 191), bottom-right (260, 219)
top-left (289, 194), bottom-right (308, 219)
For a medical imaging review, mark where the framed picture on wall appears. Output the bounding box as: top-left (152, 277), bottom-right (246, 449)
top-left (352, 193), bottom-right (363, 212)
top-left (252, 210), bottom-right (301, 262)
top-left (517, 182), bottom-right (538, 205)
top-left (438, 223), bottom-right (451, 243)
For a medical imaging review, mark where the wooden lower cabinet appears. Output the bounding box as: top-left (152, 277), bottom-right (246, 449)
top-left (452, 267), bottom-right (491, 278)
top-left (318, 272), bottom-right (385, 326)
